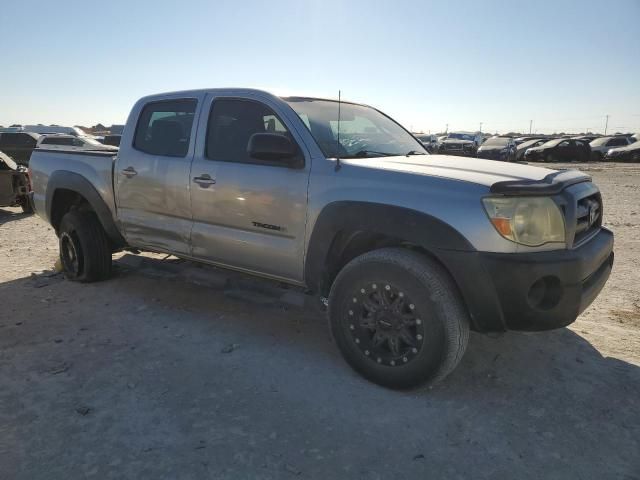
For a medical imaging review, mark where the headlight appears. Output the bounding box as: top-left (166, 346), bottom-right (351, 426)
top-left (482, 197), bottom-right (565, 246)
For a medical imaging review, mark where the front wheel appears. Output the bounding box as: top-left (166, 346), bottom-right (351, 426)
top-left (58, 210), bottom-right (112, 282)
top-left (328, 248), bottom-right (470, 389)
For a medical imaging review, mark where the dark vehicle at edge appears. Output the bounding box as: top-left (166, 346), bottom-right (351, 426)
top-left (0, 132), bottom-right (40, 166)
top-left (0, 152), bottom-right (33, 212)
top-left (100, 134), bottom-right (122, 147)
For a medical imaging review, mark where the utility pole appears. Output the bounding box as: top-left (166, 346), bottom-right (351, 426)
top-left (445, 123), bottom-right (449, 133)
top-left (604, 115), bottom-right (609, 135)
top-left (479, 122), bottom-right (483, 133)
top-left (529, 120), bottom-right (533, 134)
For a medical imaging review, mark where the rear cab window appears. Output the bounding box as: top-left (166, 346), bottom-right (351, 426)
top-left (133, 99), bottom-right (197, 157)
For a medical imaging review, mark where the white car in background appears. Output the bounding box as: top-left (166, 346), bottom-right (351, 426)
top-left (25, 125), bottom-right (87, 136)
top-left (589, 136), bottom-right (633, 160)
top-left (36, 134), bottom-right (118, 152)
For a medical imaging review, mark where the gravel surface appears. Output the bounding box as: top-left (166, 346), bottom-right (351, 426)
top-left (0, 162), bottom-right (638, 479)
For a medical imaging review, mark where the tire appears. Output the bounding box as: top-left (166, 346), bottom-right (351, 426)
top-left (19, 196), bottom-right (34, 214)
top-left (58, 210), bottom-right (112, 282)
top-left (328, 248), bottom-right (470, 389)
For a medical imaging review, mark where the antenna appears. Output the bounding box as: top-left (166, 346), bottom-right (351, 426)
top-left (335, 90), bottom-right (342, 171)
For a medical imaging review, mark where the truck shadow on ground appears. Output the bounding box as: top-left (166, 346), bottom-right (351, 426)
top-left (2, 260), bottom-right (639, 478)
top-left (0, 207), bottom-right (31, 226)
top-left (112, 253), bottom-right (640, 392)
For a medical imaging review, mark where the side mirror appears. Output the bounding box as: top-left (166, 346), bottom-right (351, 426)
top-left (247, 133), bottom-right (299, 167)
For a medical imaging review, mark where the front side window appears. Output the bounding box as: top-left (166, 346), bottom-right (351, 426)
top-left (284, 98), bottom-right (426, 158)
top-left (134, 99), bottom-right (196, 157)
top-left (206, 98), bottom-right (296, 164)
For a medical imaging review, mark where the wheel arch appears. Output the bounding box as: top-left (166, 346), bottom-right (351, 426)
top-left (304, 201), bottom-right (507, 332)
top-left (46, 171), bottom-right (126, 249)
top-left (305, 201), bottom-right (473, 294)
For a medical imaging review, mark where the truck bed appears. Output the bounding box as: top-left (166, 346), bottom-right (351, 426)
top-left (29, 148), bottom-right (119, 223)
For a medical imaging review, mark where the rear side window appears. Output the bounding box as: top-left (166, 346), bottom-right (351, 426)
top-left (206, 99), bottom-right (295, 164)
top-left (133, 99), bottom-right (197, 157)
top-left (42, 137), bottom-right (74, 146)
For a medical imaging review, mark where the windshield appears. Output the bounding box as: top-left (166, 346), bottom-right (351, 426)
top-left (539, 138), bottom-right (563, 148)
top-left (589, 137), bottom-right (611, 146)
top-left (283, 98), bottom-right (426, 158)
top-left (82, 137), bottom-right (104, 146)
top-left (482, 137), bottom-right (509, 147)
top-left (447, 132), bottom-right (475, 141)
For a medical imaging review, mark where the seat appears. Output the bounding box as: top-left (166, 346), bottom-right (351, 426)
top-left (150, 120), bottom-right (186, 156)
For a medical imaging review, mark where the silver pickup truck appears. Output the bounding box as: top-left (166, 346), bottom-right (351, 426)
top-left (30, 88), bottom-right (614, 389)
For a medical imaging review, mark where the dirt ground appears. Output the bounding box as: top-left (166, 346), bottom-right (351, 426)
top-left (1, 162), bottom-right (639, 479)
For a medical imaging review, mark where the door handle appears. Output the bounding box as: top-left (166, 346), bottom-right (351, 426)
top-left (121, 166), bottom-right (137, 177)
top-left (193, 174), bottom-right (216, 187)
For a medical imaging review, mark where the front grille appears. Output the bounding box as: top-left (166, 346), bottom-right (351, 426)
top-left (574, 193), bottom-right (602, 245)
top-left (445, 144), bottom-right (462, 150)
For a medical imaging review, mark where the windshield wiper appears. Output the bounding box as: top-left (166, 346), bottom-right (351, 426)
top-left (406, 150), bottom-right (426, 156)
top-left (348, 150), bottom-right (397, 158)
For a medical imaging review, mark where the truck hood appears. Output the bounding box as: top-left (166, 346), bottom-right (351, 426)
top-left (344, 154), bottom-right (555, 188)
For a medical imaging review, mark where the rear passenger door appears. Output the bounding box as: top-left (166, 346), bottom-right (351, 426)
top-left (189, 95), bottom-right (310, 283)
top-left (115, 96), bottom-right (203, 254)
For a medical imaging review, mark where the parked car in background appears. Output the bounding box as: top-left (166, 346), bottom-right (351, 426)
top-left (476, 136), bottom-right (517, 162)
top-left (438, 131), bottom-right (482, 156)
top-left (0, 151), bottom-right (33, 212)
top-left (100, 134), bottom-right (122, 147)
top-left (572, 135), bottom-right (599, 143)
top-left (24, 125), bottom-right (87, 137)
top-left (413, 133), bottom-right (438, 152)
top-left (516, 138), bottom-right (549, 161)
top-left (37, 134), bottom-right (119, 152)
top-left (589, 136), bottom-right (632, 161)
top-left (0, 132), bottom-right (40, 166)
top-left (30, 88), bottom-right (614, 389)
top-left (605, 141), bottom-right (640, 162)
top-left (514, 136), bottom-right (548, 145)
top-left (0, 126), bottom-right (25, 133)
top-left (524, 138), bottom-right (589, 162)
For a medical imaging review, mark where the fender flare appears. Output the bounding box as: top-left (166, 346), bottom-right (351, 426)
top-left (304, 201), bottom-right (473, 289)
top-left (304, 201), bottom-right (506, 332)
top-left (45, 170), bottom-right (126, 247)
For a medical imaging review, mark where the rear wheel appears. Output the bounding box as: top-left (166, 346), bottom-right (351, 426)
top-left (328, 248), bottom-right (470, 389)
top-left (58, 210), bottom-right (112, 282)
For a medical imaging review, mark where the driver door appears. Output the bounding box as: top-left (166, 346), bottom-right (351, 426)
top-left (188, 95), bottom-right (310, 283)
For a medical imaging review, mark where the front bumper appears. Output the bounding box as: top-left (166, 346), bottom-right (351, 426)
top-left (438, 228), bottom-right (614, 332)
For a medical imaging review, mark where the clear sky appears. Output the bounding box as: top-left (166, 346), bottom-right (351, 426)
top-left (1, 0), bottom-right (638, 134)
